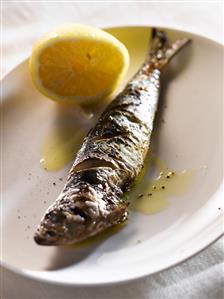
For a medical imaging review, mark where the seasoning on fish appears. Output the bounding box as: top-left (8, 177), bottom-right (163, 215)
top-left (34, 28), bottom-right (191, 245)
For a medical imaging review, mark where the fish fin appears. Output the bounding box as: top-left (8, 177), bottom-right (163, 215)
top-left (148, 28), bottom-right (191, 70)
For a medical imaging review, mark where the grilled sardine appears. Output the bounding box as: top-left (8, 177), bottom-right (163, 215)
top-left (34, 28), bottom-right (191, 245)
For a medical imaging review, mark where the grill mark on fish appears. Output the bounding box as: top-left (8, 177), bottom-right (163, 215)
top-left (34, 28), bottom-right (191, 245)
top-left (73, 158), bottom-right (117, 172)
top-left (91, 131), bottom-right (129, 142)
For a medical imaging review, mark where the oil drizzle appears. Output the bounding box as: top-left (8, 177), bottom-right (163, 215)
top-left (40, 104), bottom-right (104, 172)
top-left (68, 223), bottom-right (126, 249)
top-left (40, 128), bottom-right (86, 171)
top-left (129, 157), bottom-right (195, 214)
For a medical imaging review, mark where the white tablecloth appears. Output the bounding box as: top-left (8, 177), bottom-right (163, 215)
top-left (1, 1), bottom-right (223, 298)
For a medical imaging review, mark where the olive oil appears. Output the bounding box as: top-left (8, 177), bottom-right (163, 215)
top-left (68, 223), bottom-right (126, 248)
top-left (40, 128), bottom-right (86, 171)
top-left (130, 157), bottom-right (195, 214)
top-left (40, 105), bottom-right (101, 171)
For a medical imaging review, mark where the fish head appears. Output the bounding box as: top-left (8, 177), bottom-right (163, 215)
top-left (34, 197), bottom-right (127, 246)
top-left (34, 168), bottom-right (128, 245)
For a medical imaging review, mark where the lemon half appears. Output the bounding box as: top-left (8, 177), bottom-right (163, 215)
top-left (29, 24), bottom-right (129, 105)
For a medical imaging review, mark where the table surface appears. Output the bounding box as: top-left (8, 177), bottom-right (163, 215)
top-left (1, 1), bottom-right (223, 299)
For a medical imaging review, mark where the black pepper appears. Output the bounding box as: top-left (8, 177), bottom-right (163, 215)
top-left (166, 171), bottom-right (175, 178)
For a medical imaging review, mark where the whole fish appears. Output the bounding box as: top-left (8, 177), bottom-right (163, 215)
top-left (34, 28), bottom-right (191, 245)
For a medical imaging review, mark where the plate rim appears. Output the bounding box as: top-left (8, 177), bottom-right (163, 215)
top-left (1, 24), bottom-right (223, 81)
top-left (1, 24), bottom-right (224, 286)
top-left (1, 222), bottom-right (223, 287)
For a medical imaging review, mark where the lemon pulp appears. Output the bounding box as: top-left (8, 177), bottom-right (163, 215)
top-left (29, 24), bottom-right (129, 104)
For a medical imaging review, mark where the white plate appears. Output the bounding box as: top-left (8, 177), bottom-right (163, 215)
top-left (1, 26), bottom-right (223, 286)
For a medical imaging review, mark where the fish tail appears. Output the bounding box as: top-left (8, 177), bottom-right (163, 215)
top-left (148, 28), bottom-right (191, 70)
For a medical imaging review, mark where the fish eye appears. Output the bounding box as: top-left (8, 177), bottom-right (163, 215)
top-left (45, 230), bottom-right (56, 238)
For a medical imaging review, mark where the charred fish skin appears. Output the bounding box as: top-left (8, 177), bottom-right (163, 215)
top-left (34, 29), bottom-right (191, 246)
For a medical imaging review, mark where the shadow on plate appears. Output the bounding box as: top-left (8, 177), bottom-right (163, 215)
top-left (153, 39), bottom-right (193, 137)
top-left (46, 223), bottom-right (126, 270)
top-left (45, 243), bottom-right (100, 270)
